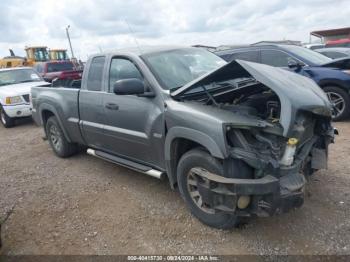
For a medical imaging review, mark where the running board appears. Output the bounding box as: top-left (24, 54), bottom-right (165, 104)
top-left (86, 148), bottom-right (164, 179)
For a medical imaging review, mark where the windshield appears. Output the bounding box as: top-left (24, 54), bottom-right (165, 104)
top-left (284, 45), bottom-right (332, 65)
top-left (47, 62), bottom-right (74, 73)
top-left (51, 51), bottom-right (69, 60)
top-left (34, 48), bottom-right (49, 62)
top-left (142, 48), bottom-right (226, 90)
top-left (0, 69), bottom-right (42, 87)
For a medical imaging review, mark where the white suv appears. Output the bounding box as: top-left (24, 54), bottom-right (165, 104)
top-left (0, 67), bottom-right (48, 127)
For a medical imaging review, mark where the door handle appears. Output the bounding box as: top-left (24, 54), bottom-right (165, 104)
top-left (105, 103), bottom-right (119, 110)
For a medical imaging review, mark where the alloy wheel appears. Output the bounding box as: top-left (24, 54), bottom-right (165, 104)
top-left (186, 167), bottom-right (215, 214)
top-left (327, 91), bottom-right (345, 118)
top-left (49, 124), bottom-right (62, 152)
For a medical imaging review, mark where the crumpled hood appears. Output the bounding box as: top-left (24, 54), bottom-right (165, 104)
top-left (0, 81), bottom-right (49, 97)
top-left (171, 60), bottom-right (332, 136)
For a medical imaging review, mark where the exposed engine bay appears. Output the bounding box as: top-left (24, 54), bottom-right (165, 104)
top-left (177, 77), bottom-right (281, 123)
top-left (177, 74), bottom-right (334, 179)
top-left (170, 60), bottom-right (336, 217)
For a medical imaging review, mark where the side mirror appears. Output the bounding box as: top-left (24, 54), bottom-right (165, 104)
top-left (113, 78), bottom-right (145, 95)
top-left (288, 59), bottom-right (302, 70)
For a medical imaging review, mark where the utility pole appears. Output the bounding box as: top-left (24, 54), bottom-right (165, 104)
top-left (66, 25), bottom-right (75, 59)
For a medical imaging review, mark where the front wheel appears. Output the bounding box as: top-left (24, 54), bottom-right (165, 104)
top-left (177, 149), bottom-right (240, 229)
top-left (0, 105), bottom-right (15, 128)
top-left (45, 116), bottom-right (78, 158)
top-left (323, 86), bottom-right (350, 121)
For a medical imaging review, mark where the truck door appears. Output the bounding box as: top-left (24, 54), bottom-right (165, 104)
top-left (101, 57), bottom-right (164, 167)
top-left (79, 56), bottom-right (106, 149)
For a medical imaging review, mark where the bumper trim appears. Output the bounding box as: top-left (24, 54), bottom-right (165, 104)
top-left (191, 168), bottom-right (306, 216)
top-left (2, 104), bottom-right (32, 118)
top-left (191, 168), bottom-right (279, 195)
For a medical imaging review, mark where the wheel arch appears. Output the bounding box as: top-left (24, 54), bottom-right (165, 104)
top-left (319, 82), bottom-right (350, 120)
top-left (39, 104), bottom-right (72, 142)
top-left (318, 79), bottom-right (350, 93)
top-left (164, 127), bottom-right (225, 189)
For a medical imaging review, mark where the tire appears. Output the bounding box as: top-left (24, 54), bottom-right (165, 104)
top-left (323, 86), bottom-right (350, 121)
top-left (177, 149), bottom-right (241, 229)
top-left (0, 105), bottom-right (15, 128)
top-left (45, 116), bottom-right (78, 158)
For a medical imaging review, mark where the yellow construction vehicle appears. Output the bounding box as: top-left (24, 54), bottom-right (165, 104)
top-left (1, 47), bottom-right (71, 68)
top-left (49, 49), bottom-right (69, 61)
top-left (0, 50), bottom-right (27, 68)
top-left (24, 46), bottom-right (49, 66)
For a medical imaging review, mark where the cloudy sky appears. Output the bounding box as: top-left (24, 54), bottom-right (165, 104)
top-left (1, 0), bottom-right (349, 60)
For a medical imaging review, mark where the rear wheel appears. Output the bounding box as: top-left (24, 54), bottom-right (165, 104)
top-left (46, 116), bottom-right (78, 157)
top-left (323, 86), bottom-right (350, 121)
top-left (177, 149), bottom-right (240, 229)
top-left (0, 105), bottom-right (15, 128)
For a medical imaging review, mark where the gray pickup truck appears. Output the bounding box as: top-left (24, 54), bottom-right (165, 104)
top-left (32, 46), bottom-right (336, 229)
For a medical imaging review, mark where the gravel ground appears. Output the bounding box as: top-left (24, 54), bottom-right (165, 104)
top-left (0, 118), bottom-right (349, 255)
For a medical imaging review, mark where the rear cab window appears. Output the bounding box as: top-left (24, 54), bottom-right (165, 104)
top-left (47, 62), bottom-right (74, 73)
top-left (87, 56), bottom-right (106, 91)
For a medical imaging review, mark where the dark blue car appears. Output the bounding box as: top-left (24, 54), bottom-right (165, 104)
top-left (215, 44), bottom-right (350, 120)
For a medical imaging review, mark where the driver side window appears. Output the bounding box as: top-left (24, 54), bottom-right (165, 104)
top-left (109, 58), bottom-right (143, 92)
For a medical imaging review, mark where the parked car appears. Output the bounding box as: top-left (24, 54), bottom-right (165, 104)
top-left (34, 61), bottom-right (83, 82)
top-left (32, 46), bottom-right (335, 229)
top-left (0, 67), bottom-right (48, 127)
top-left (215, 44), bottom-right (350, 121)
top-left (326, 38), bottom-right (350, 48)
top-left (303, 43), bottom-right (325, 50)
top-left (315, 47), bottom-right (350, 59)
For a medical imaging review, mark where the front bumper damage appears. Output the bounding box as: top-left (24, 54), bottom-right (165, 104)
top-left (191, 134), bottom-right (332, 217)
top-left (192, 166), bottom-right (305, 217)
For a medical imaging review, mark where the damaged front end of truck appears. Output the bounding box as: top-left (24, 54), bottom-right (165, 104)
top-left (170, 60), bottom-right (336, 218)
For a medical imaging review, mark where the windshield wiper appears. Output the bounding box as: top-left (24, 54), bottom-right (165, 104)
top-left (202, 84), bottom-right (219, 106)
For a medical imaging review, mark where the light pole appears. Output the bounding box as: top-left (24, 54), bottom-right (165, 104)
top-left (66, 25), bottom-right (75, 59)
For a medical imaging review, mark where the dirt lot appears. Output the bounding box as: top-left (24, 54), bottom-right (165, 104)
top-left (0, 119), bottom-right (349, 255)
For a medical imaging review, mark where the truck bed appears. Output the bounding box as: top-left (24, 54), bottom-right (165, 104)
top-left (31, 86), bottom-right (84, 144)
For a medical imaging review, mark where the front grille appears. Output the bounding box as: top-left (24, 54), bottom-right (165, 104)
top-left (22, 94), bottom-right (30, 103)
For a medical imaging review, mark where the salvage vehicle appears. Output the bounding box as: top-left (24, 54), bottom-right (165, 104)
top-left (215, 44), bottom-right (350, 121)
top-left (31, 46), bottom-right (335, 229)
top-left (33, 61), bottom-right (83, 82)
top-left (0, 67), bottom-right (48, 127)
